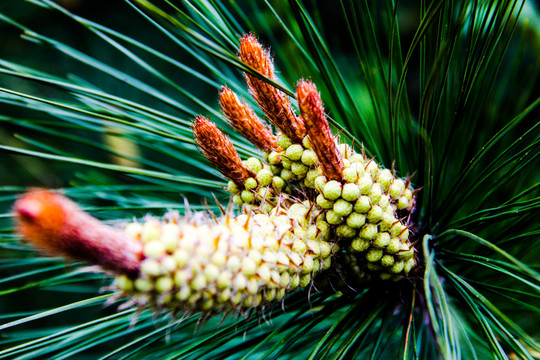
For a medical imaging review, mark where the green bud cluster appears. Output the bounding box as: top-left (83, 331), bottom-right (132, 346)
top-left (300, 142), bottom-right (417, 280)
top-left (227, 134), bottom-right (323, 215)
top-left (226, 136), bottom-right (416, 282)
top-left (114, 202), bottom-right (337, 314)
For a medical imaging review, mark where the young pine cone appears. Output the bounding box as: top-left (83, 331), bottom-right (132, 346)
top-left (14, 33), bottom-right (418, 318)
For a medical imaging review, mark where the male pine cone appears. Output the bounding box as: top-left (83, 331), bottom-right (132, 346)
top-left (14, 33), bottom-right (418, 317)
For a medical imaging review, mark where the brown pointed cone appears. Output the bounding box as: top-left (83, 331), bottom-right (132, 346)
top-left (296, 80), bottom-right (344, 181)
top-left (239, 34), bottom-right (305, 143)
top-left (193, 116), bottom-right (253, 187)
top-left (14, 190), bottom-right (143, 277)
top-left (219, 86), bottom-right (278, 152)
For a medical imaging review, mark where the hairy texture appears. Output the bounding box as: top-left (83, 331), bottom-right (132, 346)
top-left (219, 86), bottom-right (278, 151)
top-left (297, 80), bottom-right (344, 181)
top-left (114, 204), bottom-right (334, 314)
top-left (239, 34), bottom-right (305, 143)
top-left (193, 116), bottom-right (253, 187)
top-left (14, 190), bottom-right (142, 276)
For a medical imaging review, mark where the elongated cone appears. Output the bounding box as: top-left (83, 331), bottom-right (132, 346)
top-left (193, 116), bottom-right (253, 187)
top-left (297, 80), bottom-right (344, 181)
top-left (219, 86), bottom-right (278, 152)
top-left (14, 190), bottom-right (143, 276)
top-left (239, 34), bottom-right (305, 143)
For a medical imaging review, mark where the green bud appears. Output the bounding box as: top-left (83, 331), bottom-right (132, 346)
top-left (316, 194), bottom-right (335, 209)
top-left (373, 232), bottom-right (391, 248)
top-left (333, 199), bottom-right (353, 216)
top-left (314, 175), bottom-right (327, 192)
top-left (386, 238), bottom-right (401, 254)
top-left (316, 218), bottom-right (330, 231)
top-left (377, 169), bottom-right (393, 191)
top-left (404, 258), bottom-right (416, 274)
top-left (281, 158), bottom-right (292, 169)
top-left (367, 205), bottom-right (384, 223)
top-left (389, 179), bottom-right (406, 199)
top-left (353, 196), bottom-right (371, 213)
top-left (366, 262), bottom-right (382, 272)
top-left (280, 169), bottom-right (295, 181)
top-left (245, 157), bottom-right (262, 174)
top-left (241, 190), bottom-right (255, 203)
top-left (144, 241), bottom-right (166, 259)
top-left (155, 276), bottom-right (174, 292)
top-left (244, 177), bottom-right (258, 190)
top-left (256, 169), bottom-right (273, 187)
top-left (301, 149), bottom-right (318, 166)
top-left (267, 151), bottom-right (282, 165)
top-left (378, 195), bottom-right (390, 210)
top-left (379, 213), bottom-right (397, 231)
top-left (380, 255), bottom-right (395, 267)
top-left (135, 278), bottom-right (154, 292)
top-left (342, 183), bottom-right (360, 201)
top-left (351, 237), bottom-right (370, 252)
top-left (400, 228), bottom-right (410, 241)
top-left (346, 212), bottom-right (366, 228)
top-left (302, 135), bottom-right (312, 149)
top-left (397, 247), bottom-right (414, 260)
top-left (285, 144), bottom-right (304, 161)
top-left (359, 224), bottom-right (378, 240)
top-left (272, 176), bottom-right (285, 191)
top-left (365, 160), bottom-right (379, 178)
top-left (366, 248), bottom-right (383, 262)
top-left (227, 180), bottom-right (239, 193)
top-left (277, 134), bottom-right (292, 149)
top-left (270, 165), bottom-right (281, 175)
top-left (325, 210), bottom-right (342, 225)
top-left (291, 162), bottom-right (309, 176)
top-left (357, 175), bottom-right (373, 194)
top-left (369, 183), bottom-right (383, 204)
top-left (404, 188), bottom-right (413, 200)
top-left (336, 224), bottom-right (356, 238)
top-left (379, 272), bottom-right (392, 280)
top-left (397, 196), bottom-right (409, 210)
top-left (342, 166), bottom-right (358, 183)
top-left (116, 275), bottom-right (133, 291)
top-left (390, 222), bottom-right (406, 237)
top-left (323, 180), bottom-right (342, 200)
top-left (390, 260), bottom-right (405, 273)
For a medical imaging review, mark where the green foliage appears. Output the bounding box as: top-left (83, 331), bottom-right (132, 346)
top-left (0, 0), bottom-right (538, 358)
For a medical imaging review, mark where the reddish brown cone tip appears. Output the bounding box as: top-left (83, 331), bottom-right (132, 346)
top-left (219, 86), bottom-right (278, 151)
top-left (193, 116), bottom-right (253, 187)
top-left (239, 34), bottom-right (306, 143)
top-left (296, 80), bottom-right (344, 181)
top-left (14, 190), bottom-right (142, 276)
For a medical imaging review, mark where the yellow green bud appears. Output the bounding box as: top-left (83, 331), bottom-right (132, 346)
top-left (377, 169), bottom-right (393, 191)
top-left (367, 205), bottom-right (384, 223)
top-left (245, 157), bottom-right (263, 174)
top-left (323, 180), bottom-right (342, 200)
top-left (346, 212), bottom-right (366, 228)
top-left (256, 169), bottom-right (273, 187)
top-left (342, 183), bottom-right (360, 202)
top-left (351, 237), bottom-right (370, 252)
top-left (342, 167), bottom-right (358, 183)
top-left (244, 177), bottom-right (258, 189)
top-left (285, 144), bottom-right (304, 161)
top-left (357, 175), bottom-right (373, 194)
top-left (336, 224), bottom-right (356, 238)
top-left (277, 134), bottom-right (292, 149)
top-left (353, 196), bottom-right (371, 213)
top-left (301, 149), bottom-right (318, 166)
top-left (333, 199), bottom-right (353, 216)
